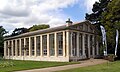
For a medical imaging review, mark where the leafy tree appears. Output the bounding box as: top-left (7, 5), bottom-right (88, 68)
top-left (101, 0), bottom-right (120, 54)
top-left (11, 28), bottom-right (28, 36)
top-left (29, 24), bottom-right (50, 32)
top-left (0, 26), bottom-right (7, 56)
top-left (85, 0), bottom-right (120, 57)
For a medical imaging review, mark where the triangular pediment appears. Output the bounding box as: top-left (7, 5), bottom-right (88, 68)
top-left (69, 21), bottom-right (97, 34)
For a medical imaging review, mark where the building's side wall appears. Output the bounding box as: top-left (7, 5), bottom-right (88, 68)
top-left (4, 30), bottom-right (70, 62)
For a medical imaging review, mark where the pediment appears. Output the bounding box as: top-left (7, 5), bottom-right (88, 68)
top-left (69, 21), bottom-right (96, 33)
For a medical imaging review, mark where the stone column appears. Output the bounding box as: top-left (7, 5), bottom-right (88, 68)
top-left (4, 41), bottom-right (6, 57)
top-left (47, 34), bottom-right (50, 57)
top-left (63, 31), bottom-right (66, 57)
top-left (8, 41), bottom-right (10, 59)
top-left (55, 32), bottom-right (58, 57)
top-left (88, 34), bottom-right (90, 58)
top-left (11, 40), bottom-right (14, 57)
top-left (19, 39), bottom-right (22, 56)
top-left (34, 36), bottom-right (37, 56)
top-left (77, 32), bottom-right (79, 57)
top-left (70, 32), bottom-right (73, 57)
top-left (15, 39), bottom-right (18, 56)
top-left (40, 35), bottom-right (43, 56)
top-left (92, 35), bottom-right (95, 58)
top-left (82, 33), bottom-right (86, 58)
top-left (66, 30), bottom-right (70, 57)
top-left (29, 37), bottom-right (31, 56)
top-left (96, 40), bottom-right (99, 55)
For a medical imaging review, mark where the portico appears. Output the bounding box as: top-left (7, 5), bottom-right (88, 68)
top-left (4, 20), bottom-right (99, 62)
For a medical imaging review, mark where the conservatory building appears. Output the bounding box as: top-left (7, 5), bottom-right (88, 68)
top-left (4, 20), bottom-right (99, 62)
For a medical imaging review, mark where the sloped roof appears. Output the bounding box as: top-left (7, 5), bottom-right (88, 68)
top-left (4, 20), bottom-right (97, 40)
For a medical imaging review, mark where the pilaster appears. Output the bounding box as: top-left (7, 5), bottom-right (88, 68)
top-left (40, 35), bottom-right (43, 56)
top-left (82, 33), bottom-right (86, 57)
top-left (63, 31), bottom-right (66, 57)
top-left (34, 36), bottom-right (37, 56)
top-left (11, 40), bottom-right (14, 57)
top-left (55, 32), bottom-right (57, 57)
top-left (19, 39), bottom-right (22, 56)
top-left (4, 41), bottom-right (6, 57)
top-left (15, 39), bottom-right (18, 56)
top-left (66, 30), bottom-right (70, 57)
top-left (92, 35), bottom-right (95, 58)
top-left (77, 32), bottom-right (79, 57)
top-left (88, 34), bottom-right (90, 58)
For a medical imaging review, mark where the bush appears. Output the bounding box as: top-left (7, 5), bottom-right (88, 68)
top-left (0, 61), bottom-right (14, 68)
top-left (107, 54), bottom-right (116, 62)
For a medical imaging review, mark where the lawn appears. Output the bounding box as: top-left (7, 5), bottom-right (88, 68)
top-left (0, 59), bottom-right (79, 72)
top-left (57, 61), bottom-right (120, 72)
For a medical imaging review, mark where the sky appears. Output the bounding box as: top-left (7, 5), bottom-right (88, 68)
top-left (0, 0), bottom-right (99, 34)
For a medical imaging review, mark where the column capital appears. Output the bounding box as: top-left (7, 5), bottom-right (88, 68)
top-left (34, 36), bottom-right (37, 57)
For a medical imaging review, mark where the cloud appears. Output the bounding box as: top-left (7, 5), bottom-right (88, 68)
top-left (84, 0), bottom-right (99, 13)
top-left (0, 0), bottom-right (78, 34)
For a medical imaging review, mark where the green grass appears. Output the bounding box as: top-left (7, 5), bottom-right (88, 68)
top-left (0, 59), bottom-right (79, 72)
top-left (57, 61), bottom-right (120, 72)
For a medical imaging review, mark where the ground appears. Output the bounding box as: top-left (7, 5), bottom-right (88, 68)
top-left (0, 59), bottom-right (78, 72)
top-left (15, 59), bottom-right (107, 72)
top-left (57, 61), bottom-right (120, 72)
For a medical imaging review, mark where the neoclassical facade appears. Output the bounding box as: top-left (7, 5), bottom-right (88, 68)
top-left (4, 20), bottom-right (99, 62)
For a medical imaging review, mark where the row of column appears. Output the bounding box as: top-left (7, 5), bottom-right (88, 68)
top-left (4, 31), bottom-right (68, 57)
top-left (70, 31), bottom-right (99, 58)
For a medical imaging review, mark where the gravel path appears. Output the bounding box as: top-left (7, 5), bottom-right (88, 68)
top-left (15, 59), bottom-right (108, 72)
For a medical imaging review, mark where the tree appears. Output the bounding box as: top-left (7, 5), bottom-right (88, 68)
top-left (101, 0), bottom-right (120, 55)
top-left (0, 26), bottom-right (7, 56)
top-left (85, 0), bottom-right (120, 57)
top-left (29, 24), bottom-right (50, 32)
top-left (11, 28), bottom-right (28, 36)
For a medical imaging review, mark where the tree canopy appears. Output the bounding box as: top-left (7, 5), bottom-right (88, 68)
top-left (28, 24), bottom-right (50, 32)
top-left (0, 26), bottom-right (7, 56)
top-left (85, 0), bottom-right (120, 56)
top-left (11, 28), bottom-right (28, 36)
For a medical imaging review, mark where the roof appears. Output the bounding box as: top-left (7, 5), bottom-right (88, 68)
top-left (4, 20), bottom-right (96, 40)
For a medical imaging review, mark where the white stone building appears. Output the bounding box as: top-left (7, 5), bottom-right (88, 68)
top-left (4, 20), bottom-right (99, 62)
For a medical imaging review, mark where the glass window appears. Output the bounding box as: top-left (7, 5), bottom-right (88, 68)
top-left (31, 37), bottom-right (34, 56)
top-left (26, 38), bottom-right (29, 56)
top-left (85, 34), bottom-right (88, 57)
top-left (90, 35), bottom-right (93, 55)
top-left (6, 41), bottom-right (8, 56)
top-left (72, 32), bottom-right (77, 56)
top-left (17, 40), bottom-right (20, 56)
top-left (13, 40), bottom-right (15, 56)
top-left (21, 39), bottom-right (24, 56)
top-left (42, 35), bottom-right (47, 56)
top-left (57, 32), bottom-right (63, 56)
top-left (79, 33), bottom-right (82, 56)
top-left (9, 41), bottom-right (12, 56)
top-left (49, 34), bottom-right (55, 56)
top-left (36, 36), bottom-right (40, 56)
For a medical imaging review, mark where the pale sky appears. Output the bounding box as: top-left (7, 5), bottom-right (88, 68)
top-left (0, 0), bottom-right (99, 34)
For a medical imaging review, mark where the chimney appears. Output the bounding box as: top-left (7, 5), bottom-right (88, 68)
top-left (66, 18), bottom-right (73, 26)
